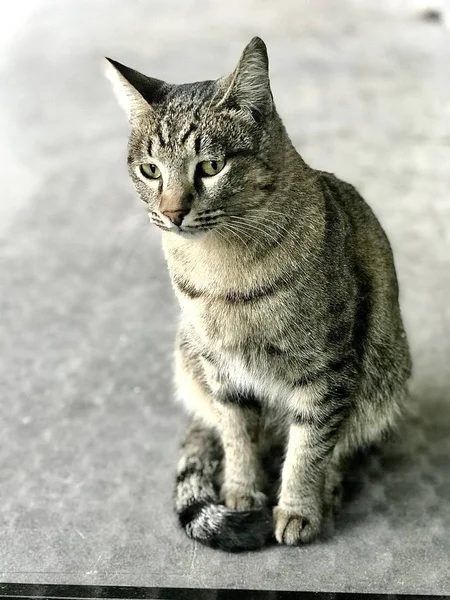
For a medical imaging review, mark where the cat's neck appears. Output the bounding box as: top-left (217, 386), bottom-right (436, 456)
top-left (161, 129), bottom-right (320, 296)
top-left (162, 224), bottom-right (275, 295)
top-left (162, 173), bottom-right (320, 297)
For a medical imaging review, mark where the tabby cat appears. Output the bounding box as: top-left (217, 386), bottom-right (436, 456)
top-left (106, 37), bottom-right (411, 551)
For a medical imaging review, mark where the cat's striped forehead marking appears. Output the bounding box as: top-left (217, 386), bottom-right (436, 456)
top-left (151, 111), bottom-right (202, 156)
top-left (149, 87), bottom-right (213, 154)
top-left (142, 85), bottom-right (258, 161)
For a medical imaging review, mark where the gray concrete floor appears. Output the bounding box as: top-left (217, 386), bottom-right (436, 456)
top-left (0, 0), bottom-right (449, 594)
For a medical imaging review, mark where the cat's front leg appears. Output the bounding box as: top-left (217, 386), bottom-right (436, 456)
top-left (274, 381), bottom-right (350, 544)
top-left (213, 385), bottom-right (267, 511)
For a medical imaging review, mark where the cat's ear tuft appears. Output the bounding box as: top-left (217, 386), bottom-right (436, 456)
top-left (216, 37), bottom-right (272, 119)
top-left (104, 58), bottom-right (167, 123)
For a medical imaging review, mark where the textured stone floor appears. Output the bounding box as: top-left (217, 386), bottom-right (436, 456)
top-left (0, 0), bottom-right (449, 594)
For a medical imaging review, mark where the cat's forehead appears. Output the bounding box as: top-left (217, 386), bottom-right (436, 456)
top-left (139, 85), bottom-right (255, 158)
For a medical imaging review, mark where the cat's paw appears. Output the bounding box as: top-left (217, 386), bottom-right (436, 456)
top-left (222, 485), bottom-right (268, 511)
top-left (273, 505), bottom-right (322, 545)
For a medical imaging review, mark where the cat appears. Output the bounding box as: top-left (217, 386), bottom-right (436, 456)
top-left (105, 37), bottom-right (412, 551)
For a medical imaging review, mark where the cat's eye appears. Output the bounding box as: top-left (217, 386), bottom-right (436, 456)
top-left (140, 163), bottom-right (161, 179)
top-left (198, 159), bottom-right (226, 177)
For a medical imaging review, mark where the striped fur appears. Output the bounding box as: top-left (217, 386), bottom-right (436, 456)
top-left (107, 37), bottom-right (412, 551)
top-left (174, 420), bottom-right (273, 551)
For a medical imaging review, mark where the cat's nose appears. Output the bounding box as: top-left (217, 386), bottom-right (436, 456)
top-left (162, 208), bottom-right (190, 227)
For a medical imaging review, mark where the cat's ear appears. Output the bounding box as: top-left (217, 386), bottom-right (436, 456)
top-left (216, 37), bottom-right (272, 119)
top-left (104, 58), bottom-right (167, 123)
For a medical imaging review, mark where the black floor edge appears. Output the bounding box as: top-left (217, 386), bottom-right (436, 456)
top-left (0, 584), bottom-right (447, 600)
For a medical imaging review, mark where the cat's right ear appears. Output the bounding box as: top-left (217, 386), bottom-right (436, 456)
top-left (215, 37), bottom-right (272, 120)
top-left (104, 58), bottom-right (167, 124)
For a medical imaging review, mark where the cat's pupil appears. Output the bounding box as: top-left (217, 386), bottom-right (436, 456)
top-left (210, 161), bottom-right (217, 171)
top-left (150, 164), bottom-right (156, 173)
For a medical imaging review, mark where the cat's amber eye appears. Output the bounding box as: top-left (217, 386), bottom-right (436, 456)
top-left (198, 159), bottom-right (226, 177)
top-left (140, 163), bottom-right (161, 179)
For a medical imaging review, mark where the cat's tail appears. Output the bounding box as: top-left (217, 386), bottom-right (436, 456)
top-left (174, 419), bottom-right (273, 552)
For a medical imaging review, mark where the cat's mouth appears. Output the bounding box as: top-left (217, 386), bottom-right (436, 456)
top-left (149, 210), bottom-right (220, 238)
top-left (150, 219), bottom-right (214, 238)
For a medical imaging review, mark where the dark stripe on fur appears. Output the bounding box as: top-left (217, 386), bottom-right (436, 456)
top-left (156, 125), bottom-right (166, 148)
top-left (178, 500), bottom-right (207, 528)
top-left (199, 348), bottom-right (217, 364)
top-left (291, 354), bottom-right (355, 390)
top-left (183, 224), bottom-right (214, 232)
top-left (173, 275), bottom-right (204, 299)
top-left (261, 182), bottom-right (276, 193)
top-left (320, 174), bottom-right (373, 365)
top-left (224, 273), bottom-right (288, 303)
top-left (227, 149), bottom-right (255, 159)
top-left (173, 272), bottom-right (290, 303)
top-left (291, 368), bottom-right (328, 387)
top-left (176, 464), bottom-right (206, 485)
top-left (292, 412), bottom-right (317, 426)
top-left (175, 421), bottom-right (273, 551)
top-left (180, 122), bottom-right (198, 144)
top-left (193, 214), bottom-right (220, 223)
top-left (197, 208), bottom-right (219, 216)
top-left (216, 388), bottom-right (261, 411)
top-left (180, 502), bottom-right (274, 552)
top-left (193, 172), bottom-right (203, 195)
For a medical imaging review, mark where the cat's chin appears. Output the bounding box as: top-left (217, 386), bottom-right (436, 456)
top-left (163, 227), bottom-right (212, 240)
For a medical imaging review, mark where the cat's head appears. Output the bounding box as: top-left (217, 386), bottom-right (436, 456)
top-left (106, 37), bottom-right (281, 238)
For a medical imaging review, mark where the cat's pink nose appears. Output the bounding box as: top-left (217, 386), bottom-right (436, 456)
top-left (162, 208), bottom-right (190, 227)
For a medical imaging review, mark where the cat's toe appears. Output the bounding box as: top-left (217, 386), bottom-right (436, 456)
top-left (273, 506), bottom-right (322, 545)
top-left (222, 486), bottom-right (268, 511)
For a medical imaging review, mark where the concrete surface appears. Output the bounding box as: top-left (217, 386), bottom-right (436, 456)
top-left (0, 0), bottom-right (449, 594)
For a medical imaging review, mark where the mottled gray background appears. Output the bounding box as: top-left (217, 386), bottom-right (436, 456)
top-left (0, 0), bottom-right (449, 594)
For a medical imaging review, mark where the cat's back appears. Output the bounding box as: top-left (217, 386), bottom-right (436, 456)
top-left (317, 170), bottom-right (399, 296)
top-left (315, 169), bottom-right (411, 383)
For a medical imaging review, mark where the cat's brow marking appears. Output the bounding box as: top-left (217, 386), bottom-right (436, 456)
top-left (179, 122), bottom-right (198, 144)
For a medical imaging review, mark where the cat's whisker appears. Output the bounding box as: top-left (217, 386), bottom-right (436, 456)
top-left (149, 212), bottom-right (166, 226)
top-left (229, 217), bottom-right (308, 261)
top-left (151, 219), bottom-right (171, 231)
top-left (227, 220), bottom-right (275, 247)
top-left (229, 219), bottom-right (305, 266)
top-left (224, 209), bottom-right (292, 238)
top-left (220, 223), bottom-right (252, 250)
top-left (214, 225), bottom-right (232, 246)
top-left (243, 211), bottom-right (293, 235)
top-left (195, 209), bottom-right (224, 218)
top-left (222, 222), bottom-right (266, 251)
top-left (229, 214), bottom-right (286, 237)
top-left (247, 207), bottom-right (284, 214)
top-left (247, 208), bottom-right (320, 234)
top-left (227, 216), bottom-right (282, 248)
top-left (192, 218), bottom-right (221, 227)
top-left (243, 213), bottom-right (291, 234)
top-left (247, 207), bottom-right (290, 219)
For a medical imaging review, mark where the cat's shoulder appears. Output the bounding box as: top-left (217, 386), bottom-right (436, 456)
top-left (313, 169), bottom-right (361, 201)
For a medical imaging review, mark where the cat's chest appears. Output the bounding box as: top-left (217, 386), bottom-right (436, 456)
top-left (181, 295), bottom-right (297, 400)
top-left (217, 346), bottom-right (291, 402)
top-left (181, 293), bottom-right (275, 348)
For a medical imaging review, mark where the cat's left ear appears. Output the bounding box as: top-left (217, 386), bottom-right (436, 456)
top-left (216, 37), bottom-right (272, 119)
top-left (104, 58), bottom-right (167, 123)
